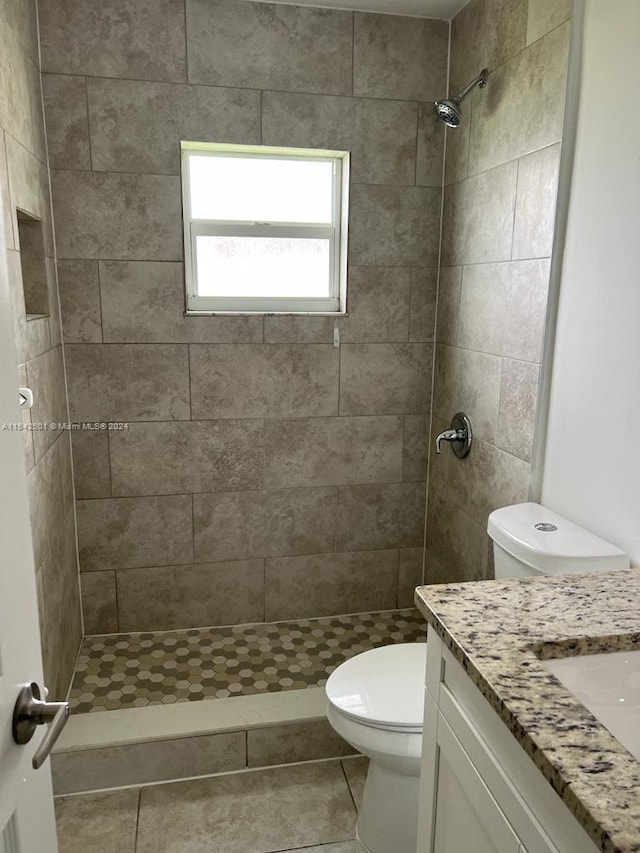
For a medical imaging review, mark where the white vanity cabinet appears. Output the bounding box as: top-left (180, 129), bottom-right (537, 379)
top-left (417, 628), bottom-right (600, 853)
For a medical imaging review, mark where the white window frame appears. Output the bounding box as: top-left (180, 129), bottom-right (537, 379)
top-left (181, 141), bottom-right (350, 315)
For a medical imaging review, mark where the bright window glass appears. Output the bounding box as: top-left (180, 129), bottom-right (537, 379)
top-left (182, 143), bottom-right (349, 314)
top-left (195, 236), bottom-right (331, 298)
top-left (189, 156), bottom-right (334, 224)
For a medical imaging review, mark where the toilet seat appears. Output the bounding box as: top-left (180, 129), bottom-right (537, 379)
top-left (326, 642), bottom-right (427, 732)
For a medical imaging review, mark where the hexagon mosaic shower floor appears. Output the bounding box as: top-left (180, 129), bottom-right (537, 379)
top-left (69, 608), bottom-right (426, 713)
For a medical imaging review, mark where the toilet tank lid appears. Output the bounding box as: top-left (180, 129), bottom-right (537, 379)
top-left (325, 643), bottom-right (427, 728)
top-left (488, 502), bottom-right (630, 574)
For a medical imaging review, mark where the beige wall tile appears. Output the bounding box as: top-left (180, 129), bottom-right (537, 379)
top-left (38, 0), bottom-right (187, 81)
top-left (353, 13), bottom-right (448, 101)
top-left (263, 315), bottom-right (334, 345)
top-left (335, 482), bottom-right (425, 552)
top-left (435, 266), bottom-right (462, 346)
top-left (263, 91), bottom-right (418, 186)
top-left (402, 414), bottom-right (429, 482)
top-left (41, 509), bottom-right (82, 699)
top-left (26, 345), bottom-right (68, 462)
top-left (80, 570), bottom-right (118, 634)
top-left (71, 430), bottom-right (111, 499)
top-left (0, 131), bottom-right (14, 250)
top-left (426, 488), bottom-right (488, 581)
top-left (450, 0), bottom-right (527, 93)
top-left (54, 789), bottom-right (139, 853)
top-left (194, 487), bottom-right (336, 563)
top-left (496, 358), bottom-right (540, 462)
top-left (264, 416), bottom-right (402, 488)
top-left (65, 343), bottom-right (190, 422)
top-left (441, 161), bottom-right (518, 266)
top-left (186, 0), bottom-right (353, 95)
top-left (512, 143), bottom-right (561, 260)
top-left (6, 250), bottom-right (51, 364)
top-left (17, 362), bottom-right (35, 472)
top-left (99, 260), bottom-right (263, 344)
top-left (27, 435), bottom-right (69, 577)
top-left (468, 23), bottom-right (569, 175)
top-left (51, 171), bottom-right (181, 260)
top-left (339, 343), bottom-right (432, 416)
top-left (527, 0), bottom-right (571, 45)
top-left (77, 495), bottom-right (193, 572)
top-left (116, 560), bottom-right (264, 630)
top-left (5, 134), bottom-right (54, 255)
top-left (190, 344), bottom-right (338, 420)
top-left (444, 118), bottom-right (470, 186)
top-left (265, 550), bottom-right (398, 620)
top-left (58, 259), bottom-right (102, 343)
top-left (135, 762), bottom-right (356, 853)
top-left (340, 267), bottom-right (411, 343)
top-left (88, 78), bottom-right (261, 175)
top-left (248, 720), bottom-right (356, 767)
top-left (42, 75), bottom-right (90, 170)
top-left (432, 344), bottom-right (502, 443)
top-left (398, 547), bottom-right (424, 607)
top-left (417, 103), bottom-right (446, 187)
top-left (53, 732), bottom-right (246, 794)
top-left (349, 184), bottom-right (441, 267)
top-left (0, 10), bottom-right (33, 152)
top-left (424, 548), bottom-right (456, 585)
top-left (457, 259), bottom-right (550, 362)
top-left (429, 432), bottom-right (530, 527)
top-left (409, 268), bottom-right (437, 342)
top-left (110, 420), bottom-right (264, 496)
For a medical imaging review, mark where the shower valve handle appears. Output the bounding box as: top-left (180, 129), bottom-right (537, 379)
top-left (434, 412), bottom-right (473, 459)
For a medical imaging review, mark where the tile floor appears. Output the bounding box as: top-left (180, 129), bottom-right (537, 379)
top-left (55, 756), bottom-right (369, 853)
top-left (70, 609), bottom-right (426, 713)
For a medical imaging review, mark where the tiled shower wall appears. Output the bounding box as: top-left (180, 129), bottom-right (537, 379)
top-left (0, 0), bottom-right (81, 698)
top-left (39, 0), bottom-right (448, 634)
top-left (425, 0), bottom-right (571, 582)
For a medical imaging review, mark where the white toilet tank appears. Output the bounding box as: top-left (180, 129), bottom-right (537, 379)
top-left (487, 502), bottom-right (630, 579)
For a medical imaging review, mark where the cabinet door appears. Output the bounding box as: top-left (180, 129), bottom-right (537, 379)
top-left (432, 714), bottom-right (521, 853)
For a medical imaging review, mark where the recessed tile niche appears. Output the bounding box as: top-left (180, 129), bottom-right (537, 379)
top-left (17, 210), bottom-right (49, 319)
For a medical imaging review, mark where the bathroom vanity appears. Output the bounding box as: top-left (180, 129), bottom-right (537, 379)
top-left (415, 569), bottom-right (640, 853)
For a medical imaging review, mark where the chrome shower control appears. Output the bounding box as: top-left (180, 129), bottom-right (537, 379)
top-left (434, 412), bottom-right (473, 458)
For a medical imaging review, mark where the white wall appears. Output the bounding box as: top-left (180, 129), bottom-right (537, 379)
top-left (541, 0), bottom-right (640, 564)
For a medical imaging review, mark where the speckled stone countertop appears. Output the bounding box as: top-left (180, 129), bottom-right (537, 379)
top-left (415, 568), bottom-right (640, 853)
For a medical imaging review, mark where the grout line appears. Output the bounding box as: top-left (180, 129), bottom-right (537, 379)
top-left (84, 76), bottom-right (93, 170)
top-left (340, 758), bottom-right (359, 815)
top-left (133, 787), bottom-right (142, 852)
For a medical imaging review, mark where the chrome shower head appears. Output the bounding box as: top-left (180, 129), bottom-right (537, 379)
top-left (434, 68), bottom-right (489, 127)
top-left (434, 99), bottom-right (462, 127)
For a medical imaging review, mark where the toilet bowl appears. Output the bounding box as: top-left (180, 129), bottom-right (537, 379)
top-left (325, 643), bottom-right (427, 853)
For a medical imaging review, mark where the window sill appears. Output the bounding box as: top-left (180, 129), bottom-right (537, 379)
top-left (184, 310), bottom-right (348, 317)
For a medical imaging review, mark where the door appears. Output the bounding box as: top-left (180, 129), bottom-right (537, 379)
top-left (0, 218), bottom-right (59, 848)
top-left (431, 715), bottom-right (520, 853)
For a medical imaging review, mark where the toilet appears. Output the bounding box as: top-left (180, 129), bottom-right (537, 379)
top-left (325, 502), bottom-right (629, 853)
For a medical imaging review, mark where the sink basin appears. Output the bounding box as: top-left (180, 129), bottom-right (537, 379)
top-left (544, 649), bottom-right (640, 761)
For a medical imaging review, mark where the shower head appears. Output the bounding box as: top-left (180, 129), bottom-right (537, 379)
top-left (434, 68), bottom-right (489, 127)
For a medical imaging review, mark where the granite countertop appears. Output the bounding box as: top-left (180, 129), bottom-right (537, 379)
top-left (415, 568), bottom-right (640, 853)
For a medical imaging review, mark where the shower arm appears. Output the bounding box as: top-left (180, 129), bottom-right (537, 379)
top-left (454, 68), bottom-right (489, 104)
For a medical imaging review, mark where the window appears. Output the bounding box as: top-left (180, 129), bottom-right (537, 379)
top-left (181, 142), bottom-right (349, 314)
